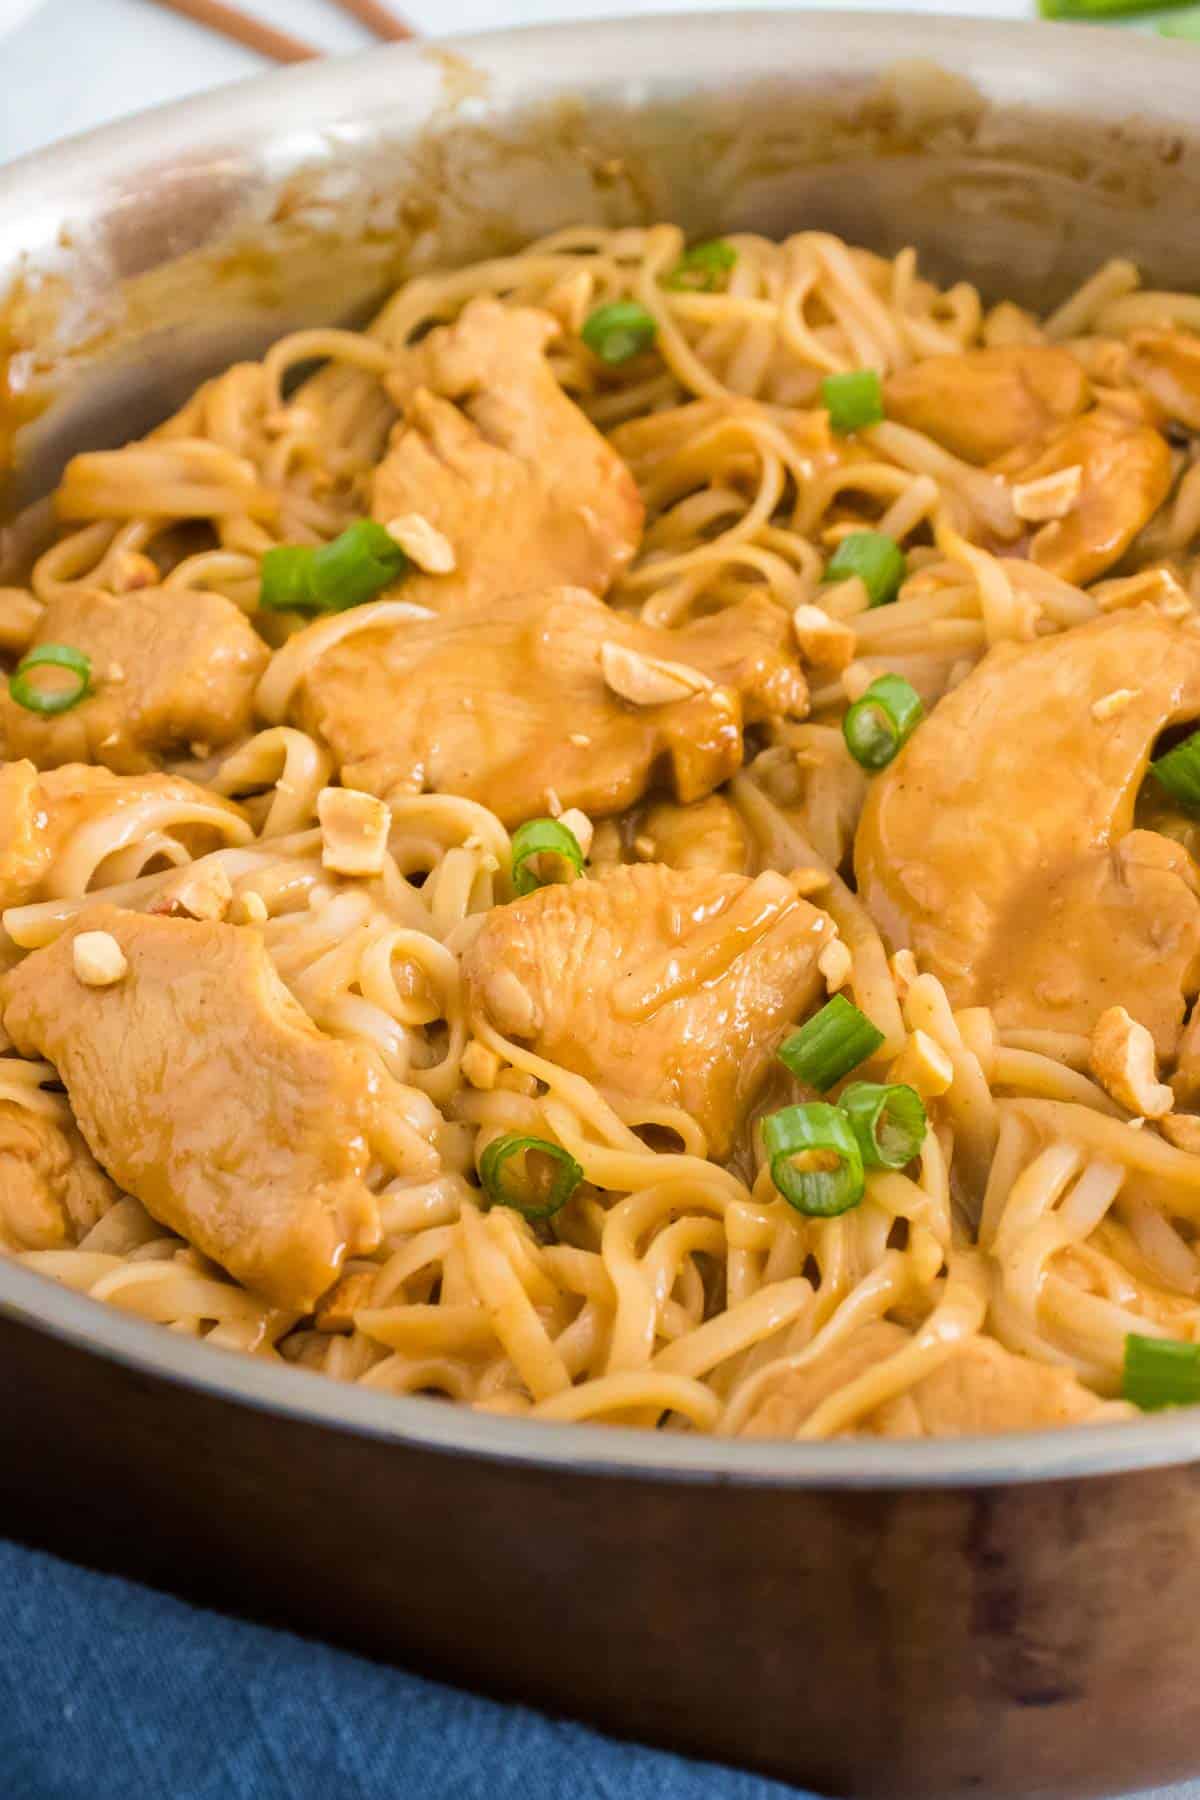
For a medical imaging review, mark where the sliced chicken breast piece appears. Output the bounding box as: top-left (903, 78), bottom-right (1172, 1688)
top-left (1, 905), bottom-right (383, 1308)
top-left (463, 861), bottom-right (836, 1156)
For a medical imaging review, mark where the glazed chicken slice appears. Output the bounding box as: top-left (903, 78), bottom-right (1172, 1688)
top-left (741, 1323), bottom-right (1115, 1438)
top-left (0, 585), bottom-right (268, 773)
top-left (883, 346), bottom-right (1090, 465)
top-left (371, 297), bottom-right (643, 611)
top-left (463, 862), bottom-right (837, 1156)
top-left (1013, 411), bottom-right (1173, 586)
top-left (855, 608), bottom-right (1200, 1054)
top-left (0, 906), bottom-right (382, 1308)
top-left (283, 586), bottom-right (807, 826)
top-left (0, 1100), bottom-right (120, 1252)
top-left (0, 760), bottom-right (251, 912)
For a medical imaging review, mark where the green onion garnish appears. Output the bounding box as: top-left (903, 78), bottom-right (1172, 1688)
top-left (761, 1103), bottom-right (865, 1217)
top-left (822, 531), bottom-right (906, 608)
top-left (840, 1081), bottom-right (927, 1170)
top-left (581, 301), bottom-right (658, 366)
top-left (664, 240), bottom-right (737, 293)
top-left (510, 818), bottom-right (586, 896)
top-left (1040, 0), bottom-right (1193, 15)
top-left (843, 674), bottom-right (924, 771)
top-left (260, 520), bottom-right (409, 614)
top-left (1122, 1333), bottom-right (1200, 1410)
top-left (777, 994), bottom-right (885, 1091)
top-left (479, 1132), bottom-right (584, 1221)
top-left (1151, 729), bottom-right (1200, 814)
top-left (820, 369), bottom-right (884, 434)
top-left (9, 643), bottom-right (92, 716)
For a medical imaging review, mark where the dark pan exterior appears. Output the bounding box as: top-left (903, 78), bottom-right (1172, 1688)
top-left (5, 17), bottom-right (1200, 1795)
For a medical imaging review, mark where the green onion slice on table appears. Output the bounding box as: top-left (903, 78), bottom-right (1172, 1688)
top-left (581, 301), bottom-right (658, 365)
top-left (664, 240), bottom-right (738, 292)
top-left (822, 531), bottom-right (906, 608)
top-left (840, 1082), bottom-right (927, 1170)
top-left (777, 995), bottom-right (885, 1092)
top-left (1122, 1333), bottom-right (1200, 1410)
top-left (509, 819), bottom-right (586, 896)
top-left (820, 369), bottom-right (884, 434)
top-left (843, 674), bottom-right (924, 771)
top-left (479, 1132), bottom-right (584, 1221)
top-left (761, 1103), bottom-right (866, 1217)
top-left (9, 643), bottom-right (92, 716)
top-left (260, 520), bottom-right (409, 614)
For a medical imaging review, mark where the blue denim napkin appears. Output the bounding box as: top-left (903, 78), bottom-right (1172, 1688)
top-left (1, 1537), bottom-right (815, 1800)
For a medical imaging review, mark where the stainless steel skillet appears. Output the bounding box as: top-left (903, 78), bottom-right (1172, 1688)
top-left (4, 17), bottom-right (1200, 1795)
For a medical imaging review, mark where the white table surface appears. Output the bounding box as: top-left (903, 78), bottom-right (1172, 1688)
top-left (0, 1), bottom-right (1196, 1795)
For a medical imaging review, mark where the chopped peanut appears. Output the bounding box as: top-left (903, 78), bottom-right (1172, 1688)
top-left (318, 787), bottom-right (391, 877)
top-left (150, 862), bottom-right (233, 923)
top-left (817, 937), bottom-right (852, 993)
top-left (1012, 464), bottom-right (1082, 523)
top-left (110, 551), bottom-right (159, 593)
top-left (461, 1039), bottom-right (503, 1091)
top-left (600, 641), bottom-right (713, 706)
top-left (558, 807), bottom-right (594, 859)
top-left (889, 1028), bottom-right (954, 1099)
top-left (792, 604), bottom-right (856, 671)
top-left (1093, 565), bottom-right (1191, 618)
top-left (1090, 687), bottom-right (1140, 722)
top-left (841, 661), bottom-right (874, 704)
top-left (1089, 1004), bottom-right (1174, 1117)
top-left (72, 931), bottom-right (128, 988)
top-left (633, 833), bottom-right (657, 860)
top-left (383, 512), bottom-right (456, 575)
top-left (314, 1270), bottom-right (377, 1334)
top-left (1161, 1113), bottom-right (1200, 1154)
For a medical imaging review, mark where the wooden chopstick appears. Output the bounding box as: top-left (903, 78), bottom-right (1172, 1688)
top-left (330, 0), bottom-right (415, 41)
top-left (147, 0), bottom-right (321, 61)
top-left (147, 0), bottom-right (416, 61)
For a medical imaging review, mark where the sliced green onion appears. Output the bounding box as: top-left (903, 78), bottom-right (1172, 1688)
top-left (510, 818), bottom-right (586, 896)
top-left (822, 531), bottom-right (906, 608)
top-left (843, 674), bottom-right (924, 771)
top-left (1151, 729), bottom-right (1200, 813)
top-left (309, 520), bottom-right (408, 612)
top-left (260, 520), bottom-right (408, 614)
top-left (761, 1103), bottom-right (865, 1217)
top-left (664, 239), bottom-right (737, 292)
top-left (820, 369), bottom-right (884, 434)
top-left (840, 1082), bottom-right (927, 1170)
top-left (9, 643), bottom-right (92, 716)
top-left (1041, 0), bottom-right (1192, 16)
top-left (581, 301), bottom-right (658, 366)
top-left (259, 545), bottom-right (315, 613)
top-left (1122, 1333), bottom-right (1200, 1410)
top-left (778, 995), bottom-right (884, 1091)
top-left (479, 1132), bottom-right (583, 1221)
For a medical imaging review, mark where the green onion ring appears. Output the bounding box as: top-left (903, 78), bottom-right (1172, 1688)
top-left (510, 818), bottom-right (586, 897)
top-left (479, 1132), bottom-right (584, 1221)
top-left (761, 1103), bottom-right (865, 1217)
top-left (9, 643), bottom-right (92, 716)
